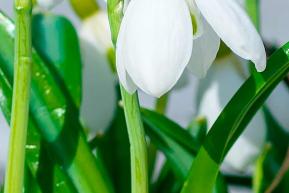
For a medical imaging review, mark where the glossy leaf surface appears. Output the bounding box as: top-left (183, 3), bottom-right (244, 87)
top-left (0, 12), bottom-right (113, 193)
top-left (181, 42), bottom-right (289, 193)
top-left (142, 109), bottom-right (228, 193)
top-left (32, 14), bottom-right (82, 108)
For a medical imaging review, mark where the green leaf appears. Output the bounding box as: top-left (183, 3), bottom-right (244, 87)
top-left (142, 109), bottom-right (200, 155)
top-left (141, 109), bottom-right (228, 193)
top-left (181, 42), bottom-right (289, 193)
top-left (0, 12), bottom-right (113, 193)
top-left (253, 109), bottom-right (289, 193)
top-left (32, 14), bottom-right (82, 108)
top-left (24, 165), bottom-right (42, 193)
top-left (152, 162), bottom-right (183, 193)
top-left (187, 117), bottom-right (207, 144)
top-left (0, 52), bottom-right (77, 193)
top-left (91, 107), bottom-right (131, 193)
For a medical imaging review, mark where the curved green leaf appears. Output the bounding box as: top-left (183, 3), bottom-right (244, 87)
top-left (181, 42), bottom-right (289, 193)
top-left (142, 109), bottom-right (228, 193)
top-left (0, 12), bottom-right (113, 193)
top-left (0, 56), bottom-right (77, 193)
top-left (91, 107), bottom-right (131, 193)
top-left (32, 14), bottom-right (82, 108)
top-left (253, 109), bottom-right (289, 193)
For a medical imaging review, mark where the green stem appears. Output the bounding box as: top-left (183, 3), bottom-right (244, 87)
top-left (155, 93), bottom-right (169, 114)
top-left (4, 1), bottom-right (32, 193)
top-left (120, 86), bottom-right (149, 193)
top-left (69, 0), bottom-right (99, 20)
top-left (107, 1), bottom-right (148, 192)
top-left (246, 0), bottom-right (260, 30)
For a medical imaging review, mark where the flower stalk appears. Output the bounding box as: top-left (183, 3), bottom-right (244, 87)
top-left (155, 93), bottom-right (169, 114)
top-left (120, 86), bottom-right (149, 193)
top-left (4, 0), bottom-right (32, 193)
top-left (107, 0), bottom-right (149, 193)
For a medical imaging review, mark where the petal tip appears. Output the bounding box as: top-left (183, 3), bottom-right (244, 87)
top-left (253, 50), bottom-right (267, 72)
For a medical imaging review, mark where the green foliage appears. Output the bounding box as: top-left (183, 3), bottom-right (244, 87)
top-left (0, 12), bottom-right (113, 193)
top-left (0, 2), bottom-right (289, 193)
top-left (253, 109), bottom-right (289, 193)
top-left (32, 14), bottom-right (82, 108)
top-left (142, 109), bottom-right (228, 193)
top-left (181, 42), bottom-right (289, 193)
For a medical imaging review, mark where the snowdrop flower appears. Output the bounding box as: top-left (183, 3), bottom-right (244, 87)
top-left (0, 112), bottom-right (10, 186)
top-left (80, 11), bottom-right (117, 135)
top-left (37, 0), bottom-right (63, 10)
top-left (117, 0), bottom-right (266, 97)
top-left (197, 56), bottom-right (266, 172)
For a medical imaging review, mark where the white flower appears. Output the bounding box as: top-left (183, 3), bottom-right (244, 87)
top-left (81, 12), bottom-right (113, 54)
top-left (197, 56), bottom-right (266, 172)
top-left (116, 0), bottom-right (266, 97)
top-left (117, 0), bottom-right (193, 97)
top-left (37, 0), bottom-right (63, 10)
top-left (79, 11), bottom-right (117, 136)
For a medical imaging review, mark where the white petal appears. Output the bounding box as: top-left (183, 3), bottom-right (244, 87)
top-left (0, 111), bottom-right (10, 186)
top-left (197, 57), bottom-right (266, 172)
top-left (81, 12), bottom-right (113, 53)
top-left (187, 19), bottom-right (220, 78)
top-left (37, 0), bottom-right (62, 10)
top-left (116, 0), bottom-right (193, 97)
top-left (79, 26), bottom-right (117, 136)
top-left (185, 0), bottom-right (204, 39)
top-left (115, 53), bottom-right (138, 94)
top-left (267, 82), bottom-right (289, 131)
top-left (195, 0), bottom-right (266, 72)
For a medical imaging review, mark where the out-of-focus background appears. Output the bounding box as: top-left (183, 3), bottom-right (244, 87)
top-left (1, 0), bottom-right (289, 193)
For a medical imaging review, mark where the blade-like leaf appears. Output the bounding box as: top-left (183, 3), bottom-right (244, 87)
top-left (24, 165), bottom-right (42, 193)
top-left (181, 42), bottom-right (289, 193)
top-left (0, 12), bottom-right (113, 193)
top-left (253, 109), bottom-right (289, 193)
top-left (0, 59), bottom-right (77, 193)
top-left (32, 14), bottom-right (82, 108)
top-left (142, 109), bottom-right (228, 193)
top-left (91, 107), bottom-right (131, 193)
top-left (142, 109), bottom-right (200, 155)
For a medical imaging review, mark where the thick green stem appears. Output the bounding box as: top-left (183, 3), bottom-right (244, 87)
top-left (69, 0), bottom-right (99, 20)
top-left (4, 1), bottom-right (32, 193)
top-left (120, 86), bottom-right (148, 193)
top-left (107, 1), bottom-right (148, 192)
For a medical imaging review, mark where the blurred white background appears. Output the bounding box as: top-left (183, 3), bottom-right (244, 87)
top-left (1, 0), bottom-right (289, 193)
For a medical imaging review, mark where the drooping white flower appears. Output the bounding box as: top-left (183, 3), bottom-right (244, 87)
top-left (197, 56), bottom-right (266, 172)
top-left (117, 0), bottom-right (193, 97)
top-left (79, 11), bottom-right (117, 136)
top-left (193, 0), bottom-right (266, 72)
top-left (37, 0), bottom-right (63, 10)
top-left (117, 0), bottom-right (266, 97)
